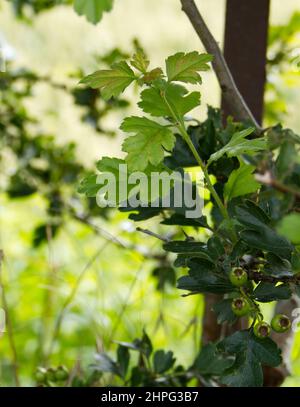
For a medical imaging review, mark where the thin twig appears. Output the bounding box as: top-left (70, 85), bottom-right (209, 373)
top-left (256, 171), bottom-right (300, 202)
top-left (248, 270), bottom-right (300, 284)
top-left (136, 227), bottom-right (170, 242)
top-left (0, 250), bottom-right (20, 386)
top-left (180, 0), bottom-right (260, 129)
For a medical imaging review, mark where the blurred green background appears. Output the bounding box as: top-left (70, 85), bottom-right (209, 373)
top-left (0, 0), bottom-right (300, 386)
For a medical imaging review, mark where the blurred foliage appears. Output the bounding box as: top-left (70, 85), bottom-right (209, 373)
top-left (1, 0), bottom-right (300, 388)
top-left (265, 12), bottom-right (300, 124)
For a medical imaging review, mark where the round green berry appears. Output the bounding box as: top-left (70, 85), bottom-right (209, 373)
top-left (253, 321), bottom-right (271, 339)
top-left (35, 367), bottom-right (47, 383)
top-left (271, 314), bottom-right (291, 333)
top-left (55, 365), bottom-right (69, 381)
top-left (231, 297), bottom-right (251, 316)
top-left (46, 367), bottom-right (57, 382)
top-left (229, 267), bottom-right (248, 287)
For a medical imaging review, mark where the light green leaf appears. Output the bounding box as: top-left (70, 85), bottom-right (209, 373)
top-left (277, 213), bottom-right (300, 244)
top-left (130, 49), bottom-right (149, 74)
top-left (138, 81), bottom-right (200, 118)
top-left (78, 174), bottom-right (99, 197)
top-left (208, 128), bottom-right (266, 165)
top-left (121, 116), bottom-right (176, 171)
top-left (166, 51), bottom-right (212, 84)
top-left (224, 164), bottom-right (261, 202)
top-left (74, 0), bottom-right (113, 24)
top-left (80, 61), bottom-right (136, 99)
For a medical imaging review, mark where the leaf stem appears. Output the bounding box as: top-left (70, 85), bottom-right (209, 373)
top-left (161, 90), bottom-right (236, 241)
top-left (177, 121), bottom-right (229, 221)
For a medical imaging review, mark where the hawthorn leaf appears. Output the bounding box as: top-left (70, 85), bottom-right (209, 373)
top-left (219, 330), bottom-right (282, 387)
top-left (212, 299), bottom-right (237, 325)
top-left (93, 353), bottom-right (120, 376)
top-left (161, 214), bottom-right (209, 228)
top-left (235, 203), bottom-right (293, 258)
top-left (177, 258), bottom-right (233, 294)
top-left (141, 68), bottom-right (164, 85)
top-left (80, 61), bottom-right (136, 99)
top-left (264, 253), bottom-right (293, 278)
top-left (240, 228), bottom-right (293, 259)
top-left (78, 174), bottom-right (99, 197)
top-left (224, 164), bottom-right (261, 202)
top-left (163, 240), bottom-right (206, 254)
top-left (74, 0), bottom-right (113, 24)
top-left (153, 350), bottom-right (176, 374)
top-left (117, 345), bottom-right (130, 379)
top-left (253, 282), bottom-right (291, 303)
top-left (208, 128), bottom-right (266, 165)
top-left (194, 343), bottom-right (234, 376)
top-left (138, 81), bottom-right (200, 118)
top-left (130, 49), bottom-right (150, 73)
top-left (166, 51), bottom-right (212, 84)
top-left (121, 116), bottom-right (176, 171)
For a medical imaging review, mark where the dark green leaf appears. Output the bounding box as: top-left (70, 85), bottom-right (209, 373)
top-left (212, 299), bottom-right (237, 325)
top-left (219, 330), bottom-right (282, 387)
top-left (253, 282), bottom-right (291, 302)
top-left (153, 350), bottom-right (176, 374)
top-left (117, 345), bottom-right (130, 379)
top-left (194, 343), bottom-right (234, 376)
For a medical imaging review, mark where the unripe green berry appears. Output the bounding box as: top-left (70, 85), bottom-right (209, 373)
top-left (229, 267), bottom-right (248, 287)
top-left (55, 365), bottom-right (69, 381)
top-left (35, 367), bottom-right (47, 383)
top-left (231, 297), bottom-right (251, 316)
top-left (253, 321), bottom-right (271, 339)
top-left (46, 367), bottom-right (57, 382)
top-left (271, 314), bottom-right (291, 333)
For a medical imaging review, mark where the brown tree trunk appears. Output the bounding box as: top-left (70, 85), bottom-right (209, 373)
top-left (222, 0), bottom-right (270, 125)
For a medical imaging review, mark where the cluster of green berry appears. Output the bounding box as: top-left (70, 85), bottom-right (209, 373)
top-left (35, 365), bottom-right (69, 385)
top-left (229, 267), bottom-right (291, 339)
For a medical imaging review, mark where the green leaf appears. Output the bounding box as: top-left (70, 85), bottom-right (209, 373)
top-left (236, 204), bottom-right (293, 259)
top-left (240, 229), bottom-right (293, 259)
top-left (121, 116), bottom-right (176, 171)
top-left (219, 330), bottom-right (282, 387)
top-left (80, 61), bottom-right (136, 99)
top-left (74, 0), bottom-right (113, 24)
top-left (163, 240), bottom-right (206, 254)
top-left (177, 258), bottom-right (233, 294)
top-left (208, 128), bottom-right (266, 165)
top-left (264, 253), bottom-right (293, 278)
top-left (253, 282), bottom-right (291, 303)
top-left (166, 51), bottom-right (212, 84)
top-left (153, 350), bottom-right (176, 374)
top-left (138, 81), bottom-right (200, 118)
top-left (117, 345), bottom-right (130, 379)
top-left (212, 299), bottom-right (237, 325)
top-left (93, 353), bottom-right (120, 376)
top-left (224, 164), bottom-right (261, 202)
top-left (207, 236), bottom-right (225, 259)
top-left (194, 343), bottom-right (234, 376)
top-left (130, 49), bottom-right (150, 74)
top-left (78, 174), bottom-right (99, 197)
top-left (277, 213), bottom-right (300, 244)
top-left (161, 214), bottom-right (209, 228)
